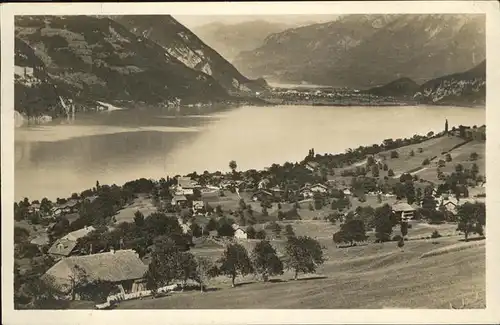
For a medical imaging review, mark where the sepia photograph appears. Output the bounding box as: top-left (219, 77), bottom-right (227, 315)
top-left (2, 1), bottom-right (500, 324)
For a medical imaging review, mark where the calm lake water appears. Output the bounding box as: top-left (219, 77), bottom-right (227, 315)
top-left (15, 104), bottom-right (485, 201)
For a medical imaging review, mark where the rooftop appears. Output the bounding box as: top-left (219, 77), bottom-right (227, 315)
top-left (44, 249), bottom-right (148, 293)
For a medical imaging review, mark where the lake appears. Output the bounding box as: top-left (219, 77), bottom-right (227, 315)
top-left (14, 104), bottom-right (485, 201)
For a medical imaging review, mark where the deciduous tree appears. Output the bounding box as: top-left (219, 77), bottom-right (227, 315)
top-left (217, 243), bottom-right (253, 287)
top-left (284, 236), bottom-right (325, 280)
top-left (251, 240), bottom-right (283, 282)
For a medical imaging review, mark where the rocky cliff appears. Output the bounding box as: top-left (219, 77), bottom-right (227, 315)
top-left (234, 14), bottom-right (485, 89)
top-left (109, 15), bottom-right (267, 94)
top-left (15, 15), bottom-right (230, 117)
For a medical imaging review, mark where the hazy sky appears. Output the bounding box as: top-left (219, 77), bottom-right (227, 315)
top-left (174, 15), bottom-right (338, 29)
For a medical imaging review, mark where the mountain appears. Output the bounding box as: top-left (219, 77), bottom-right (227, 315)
top-left (109, 15), bottom-right (267, 94)
top-left (234, 14), bottom-right (485, 89)
top-left (15, 15), bottom-right (230, 116)
top-left (366, 77), bottom-right (420, 98)
top-left (192, 20), bottom-right (292, 62)
top-left (415, 60), bottom-right (485, 106)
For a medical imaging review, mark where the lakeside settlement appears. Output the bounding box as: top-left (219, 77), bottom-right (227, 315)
top-left (14, 122), bottom-right (486, 309)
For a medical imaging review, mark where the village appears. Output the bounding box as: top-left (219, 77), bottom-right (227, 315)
top-left (13, 122), bottom-right (486, 309)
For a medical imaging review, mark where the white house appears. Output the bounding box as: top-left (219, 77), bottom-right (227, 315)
top-left (309, 183), bottom-right (328, 193)
top-left (231, 224), bottom-right (248, 239)
top-left (192, 200), bottom-right (205, 212)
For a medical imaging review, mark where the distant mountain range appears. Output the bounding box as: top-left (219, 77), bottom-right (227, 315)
top-left (234, 14), bottom-right (485, 89)
top-left (14, 15), bottom-right (265, 117)
top-left (367, 60), bottom-right (485, 106)
top-left (192, 20), bottom-right (293, 62)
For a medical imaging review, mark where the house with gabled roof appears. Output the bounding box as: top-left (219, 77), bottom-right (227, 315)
top-left (48, 226), bottom-right (96, 258)
top-left (42, 249), bottom-right (148, 300)
top-left (392, 202), bottom-right (416, 222)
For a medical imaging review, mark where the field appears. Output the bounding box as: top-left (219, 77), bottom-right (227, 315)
top-left (414, 140), bottom-right (485, 184)
top-left (113, 194), bottom-right (157, 224)
top-left (117, 230), bottom-right (485, 309)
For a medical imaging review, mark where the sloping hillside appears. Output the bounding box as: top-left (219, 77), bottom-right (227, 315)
top-left (366, 77), bottom-right (420, 98)
top-left (415, 60), bottom-right (485, 106)
top-left (110, 15), bottom-right (267, 95)
top-left (15, 37), bottom-right (67, 117)
top-left (234, 14), bottom-right (485, 89)
top-left (15, 15), bottom-right (229, 113)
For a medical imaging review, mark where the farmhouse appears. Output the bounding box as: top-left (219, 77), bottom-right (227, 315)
top-left (173, 177), bottom-right (199, 196)
top-left (43, 249), bottom-right (148, 300)
top-left (309, 183), bottom-right (328, 193)
top-left (52, 199), bottom-right (80, 216)
top-left (48, 226), bottom-right (96, 258)
top-left (300, 187), bottom-right (314, 199)
top-left (171, 195), bottom-right (188, 207)
top-left (232, 224), bottom-right (248, 239)
top-left (392, 202), bottom-right (416, 222)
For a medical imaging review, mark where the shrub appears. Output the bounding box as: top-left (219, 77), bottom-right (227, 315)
top-left (422, 158), bottom-right (430, 166)
top-left (392, 235), bottom-right (403, 242)
top-left (390, 151), bottom-right (399, 159)
top-left (431, 230), bottom-right (441, 238)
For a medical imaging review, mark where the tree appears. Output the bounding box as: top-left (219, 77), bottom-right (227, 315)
top-left (445, 153), bottom-right (452, 162)
top-left (255, 229), bottom-right (267, 239)
top-left (455, 164), bottom-right (464, 173)
top-left (146, 237), bottom-right (183, 290)
top-left (373, 204), bottom-right (394, 242)
top-left (284, 236), bottom-right (325, 280)
top-left (371, 165), bottom-right (380, 178)
top-left (133, 210), bottom-right (145, 227)
top-left (409, 150), bottom-right (415, 157)
top-left (332, 219), bottom-right (367, 247)
top-left (383, 163), bottom-right (389, 171)
top-left (246, 226), bottom-right (256, 239)
top-left (195, 256), bottom-right (218, 292)
top-left (190, 223), bottom-right (203, 238)
top-left (390, 150), bottom-right (399, 159)
top-left (422, 158), bottom-right (430, 166)
top-left (205, 218), bottom-right (218, 234)
top-left (400, 221), bottom-right (408, 238)
top-left (456, 202), bottom-right (485, 242)
top-left (176, 252), bottom-right (198, 291)
top-left (284, 224), bottom-right (296, 238)
top-left (251, 240), bottom-right (284, 282)
top-left (470, 152), bottom-right (479, 161)
top-left (229, 160), bottom-right (238, 173)
top-left (217, 243), bottom-right (253, 287)
top-left (438, 159), bottom-right (446, 168)
top-left (218, 222), bottom-right (236, 237)
top-left (388, 169), bottom-right (395, 177)
top-left (445, 119), bottom-right (449, 133)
